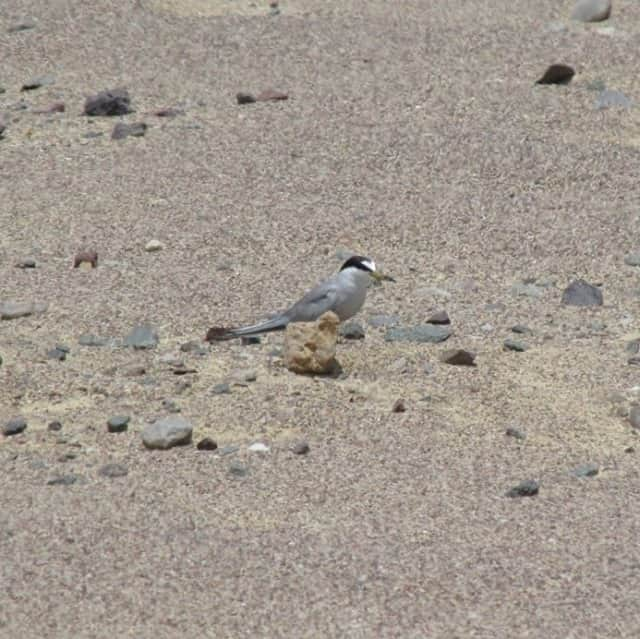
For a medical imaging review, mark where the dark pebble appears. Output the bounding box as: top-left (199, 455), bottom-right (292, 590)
top-left (47, 347), bottom-right (67, 361)
top-left (84, 88), bottom-right (132, 116)
top-left (236, 92), bottom-right (257, 104)
top-left (505, 427), bottom-right (526, 440)
top-left (107, 415), bottom-right (130, 433)
top-left (506, 479), bottom-right (539, 498)
top-left (241, 336), bottom-right (262, 345)
top-left (98, 463), bottom-right (128, 478)
top-left (291, 441), bottom-right (310, 455)
top-left (561, 279), bottom-right (603, 307)
top-left (536, 64), bottom-right (575, 85)
top-left (212, 382), bottom-right (231, 395)
top-left (111, 121), bottom-right (147, 140)
top-left (392, 399), bottom-right (407, 413)
top-left (73, 249), bottom-right (98, 268)
top-left (426, 310), bottom-right (450, 325)
top-left (48, 420), bottom-right (63, 432)
top-left (511, 325), bottom-right (530, 334)
top-left (3, 417), bottom-right (27, 436)
top-left (16, 258), bottom-right (36, 269)
top-left (439, 349), bottom-right (476, 366)
top-left (197, 437), bottom-right (218, 451)
top-left (47, 474), bottom-right (81, 486)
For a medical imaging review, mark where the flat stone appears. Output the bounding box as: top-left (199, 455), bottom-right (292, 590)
top-left (505, 427), bottom-right (526, 441)
top-left (426, 310), bottom-right (450, 325)
top-left (47, 474), bottom-right (82, 486)
top-left (0, 300), bottom-right (48, 320)
top-left (141, 416), bottom-right (192, 449)
top-left (571, 463), bottom-right (599, 478)
top-left (212, 382), bottom-right (231, 395)
top-left (629, 406), bottom-right (640, 429)
top-left (561, 279), bottom-right (603, 307)
top-left (624, 253), bottom-right (640, 267)
top-left (48, 420), bottom-right (62, 432)
top-left (3, 417), bottom-right (27, 436)
top-left (197, 437), bottom-right (218, 451)
top-left (339, 321), bottom-right (365, 340)
top-left (510, 282), bottom-right (543, 298)
top-left (440, 349), bottom-right (476, 366)
top-left (112, 122), bottom-right (147, 140)
top-left (84, 88), bottom-right (132, 116)
top-left (78, 333), bottom-right (110, 347)
top-left (107, 415), bottom-right (130, 433)
top-left (506, 479), bottom-right (539, 498)
top-left (229, 461), bottom-right (248, 476)
top-left (21, 74), bottom-right (55, 91)
top-left (595, 89), bottom-right (632, 110)
top-left (511, 324), bottom-right (530, 334)
top-left (385, 325), bottom-right (452, 344)
top-left (47, 347), bottom-right (67, 361)
top-left (98, 463), bottom-right (128, 478)
top-left (124, 324), bottom-right (158, 349)
top-left (503, 339), bottom-right (528, 352)
top-left (571, 0), bottom-right (611, 22)
top-left (16, 258), bottom-right (36, 268)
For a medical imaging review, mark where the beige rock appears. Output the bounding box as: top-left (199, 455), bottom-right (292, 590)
top-left (571, 0), bottom-right (611, 22)
top-left (284, 311), bottom-right (339, 375)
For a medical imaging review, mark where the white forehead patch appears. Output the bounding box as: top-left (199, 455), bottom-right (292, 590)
top-left (362, 259), bottom-right (376, 272)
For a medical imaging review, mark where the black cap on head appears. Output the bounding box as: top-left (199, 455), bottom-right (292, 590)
top-left (340, 255), bottom-right (376, 273)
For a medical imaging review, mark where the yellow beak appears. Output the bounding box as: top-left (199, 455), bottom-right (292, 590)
top-left (371, 271), bottom-right (396, 283)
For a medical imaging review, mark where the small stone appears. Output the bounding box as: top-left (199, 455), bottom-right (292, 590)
top-left (561, 279), bottom-right (603, 307)
top-left (629, 357), bottom-right (640, 367)
top-left (291, 441), bottom-right (310, 455)
top-left (256, 89), bottom-right (288, 102)
top-left (505, 427), bottom-right (526, 441)
top-left (625, 447), bottom-right (635, 454)
top-left (367, 314), bottom-right (399, 328)
top-left (392, 399), bottom-right (407, 413)
top-left (284, 312), bottom-right (340, 375)
top-left (241, 336), bottom-right (261, 345)
top-left (180, 340), bottom-right (207, 354)
top-left (439, 349), bottom-right (476, 366)
top-left (629, 406), bottom-right (640, 429)
top-left (107, 415), bottom-right (130, 433)
top-left (144, 239), bottom-right (164, 252)
top-left (48, 420), bottom-right (62, 432)
top-left (506, 479), bottom-right (539, 498)
top-left (84, 88), bottom-right (132, 116)
top-left (98, 463), bottom-right (128, 478)
top-left (16, 258), bottom-right (36, 269)
top-left (124, 324), bottom-right (159, 349)
top-left (339, 321), bottom-right (365, 340)
top-left (21, 74), bottom-right (55, 91)
top-left (595, 89), bottom-right (632, 110)
top-left (571, 463), bottom-right (599, 478)
top-left (511, 325), bottom-right (530, 334)
top-left (624, 253), bottom-right (640, 267)
top-left (0, 300), bottom-right (48, 320)
top-left (236, 92), bottom-right (257, 104)
top-left (426, 310), bottom-right (450, 325)
top-left (503, 339), bottom-right (527, 352)
top-left (141, 416), bottom-right (193, 449)
top-left (78, 333), bottom-right (110, 347)
top-left (47, 347), bottom-right (67, 361)
top-left (510, 282), bottom-right (543, 298)
top-left (3, 417), bottom-right (27, 436)
top-left (7, 20), bottom-right (36, 33)
top-left (248, 442), bottom-right (270, 453)
top-left (73, 250), bottom-right (98, 269)
top-left (570, 0), bottom-right (611, 22)
top-left (536, 64), bottom-right (575, 85)
top-left (212, 382), bottom-right (231, 395)
top-left (197, 437), bottom-right (218, 451)
top-left (229, 461), bottom-right (248, 477)
top-left (112, 122), bottom-right (147, 140)
top-left (47, 474), bottom-right (81, 486)
top-left (385, 325), bottom-right (452, 344)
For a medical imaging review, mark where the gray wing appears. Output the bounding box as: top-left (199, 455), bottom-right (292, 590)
top-left (284, 277), bottom-right (339, 323)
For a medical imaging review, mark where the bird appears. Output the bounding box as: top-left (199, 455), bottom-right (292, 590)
top-left (207, 255), bottom-right (394, 341)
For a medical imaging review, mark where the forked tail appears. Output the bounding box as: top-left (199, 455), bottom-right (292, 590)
top-left (206, 315), bottom-right (289, 341)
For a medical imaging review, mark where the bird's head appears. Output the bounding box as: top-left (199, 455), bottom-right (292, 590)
top-left (340, 255), bottom-right (395, 282)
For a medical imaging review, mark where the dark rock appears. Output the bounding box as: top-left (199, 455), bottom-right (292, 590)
top-left (7, 20), bottom-right (36, 33)
top-left (21, 74), bottom-right (55, 91)
top-left (212, 382), bottom-right (231, 395)
top-left (385, 325), bottom-right (452, 344)
top-left (0, 300), bottom-right (48, 320)
top-left (595, 89), bottom-right (632, 110)
top-left (629, 406), bottom-right (640, 429)
top-left (624, 253), bottom-right (640, 267)
top-left (98, 463), bottom-right (128, 478)
top-left (197, 437), bottom-right (218, 451)
top-left (426, 310), bottom-right (450, 325)
top-left (506, 479), bottom-right (539, 498)
top-left (16, 258), bottom-right (36, 268)
top-left (291, 441), bottom-right (310, 455)
top-left (392, 399), bottom-right (407, 413)
top-left (47, 474), bottom-right (81, 486)
top-left (48, 420), bottom-right (62, 432)
top-left (503, 339), bottom-right (528, 352)
top-left (172, 364), bottom-right (196, 375)
top-left (107, 415), bottom-right (130, 433)
top-left (241, 336), bottom-right (262, 345)
top-left (3, 417), bottom-right (27, 436)
top-left (73, 250), bottom-right (98, 269)
top-left (571, 0), bottom-right (611, 22)
top-left (536, 64), bottom-right (575, 85)
top-left (505, 427), bottom-right (526, 440)
top-left (571, 463), bottom-right (599, 478)
top-left (439, 349), bottom-right (476, 366)
top-left (629, 356), bottom-right (640, 367)
top-left (142, 416), bottom-right (192, 449)
top-left (511, 324), bottom-right (530, 334)
top-left (367, 314), bottom-right (399, 328)
top-left (229, 461), bottom-right (248, 477)
top-left (561, 279), bottom-right (603, 307)
top-left (339, 321), bottom-right (365, 340)
top-left (84, 88), bottom-right (132, 116)
top-left (78, 333), bottom-right (110, 347)
top-left (111, 122), bottom-right (147, 140)
top-left (236, 92), bottom-right (257, 104)
top-left (124, 324), bottom-right (158, 349)
top-left (47, 347), bottom-right (67, 361)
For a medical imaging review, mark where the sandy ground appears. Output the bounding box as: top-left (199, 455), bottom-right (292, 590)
top-left (2, 0), bottom-right (640, 637)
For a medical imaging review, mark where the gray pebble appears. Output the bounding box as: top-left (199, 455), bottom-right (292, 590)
top-left (16, 258), bottom-right (36, 269)
top-left (21, 74), bottom-right (55, 91)
top-left (0, 300), bottom-right (48, 320)
top-left (506, 479), bottom-right (539, 498)
top-left (212, 382), bottom-right (231, 395)
top-left (339, 321), bottom-right (365, 340)
top-left (229, 461), bottom-right (248, 477)
top-left (47, 474), bottom-right (82, 486)
top-left (78, 333), bottom-right (110, 347)
top-left (3, 417), bottom-right (27, 436)
top-left (503, 339), bottom-right (528, 352)
top-left (141, 416), bottom-right (192, 449)
top-left (291, 441), bottom-right (310, 455)
top-left (561, 279), bottom-right (603, 307)
top-left (7, 20), bottom-right (36, 33)
top-left (385, 325), bottom-right (452, 344)
top-left (505, 427), bottom-right (526, 441)
top-left (124, 324), bottom-right (158, 349)
top-left (511, 324), bottom-right (530, 334)
top-left (426, 310), bottom-right (450, 325)
top-left (107, 415), bottom-right (130, 433)
top-left (570, 0), bottom-right (611, 22)
top-left (111, 122), bottom-right (147, 140)
top-left (47, 347), bottom-right (67, 361)
top-left (595, 89), bottom-right (632, 110)
top-left (624, 253), bottom-right (640, 267)
top-left (571, 463), bottom-right (599, 478)
top-left (629, 406), bottom-right (640, 429)
top-left (98, 463), bottom-right (128, 478)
